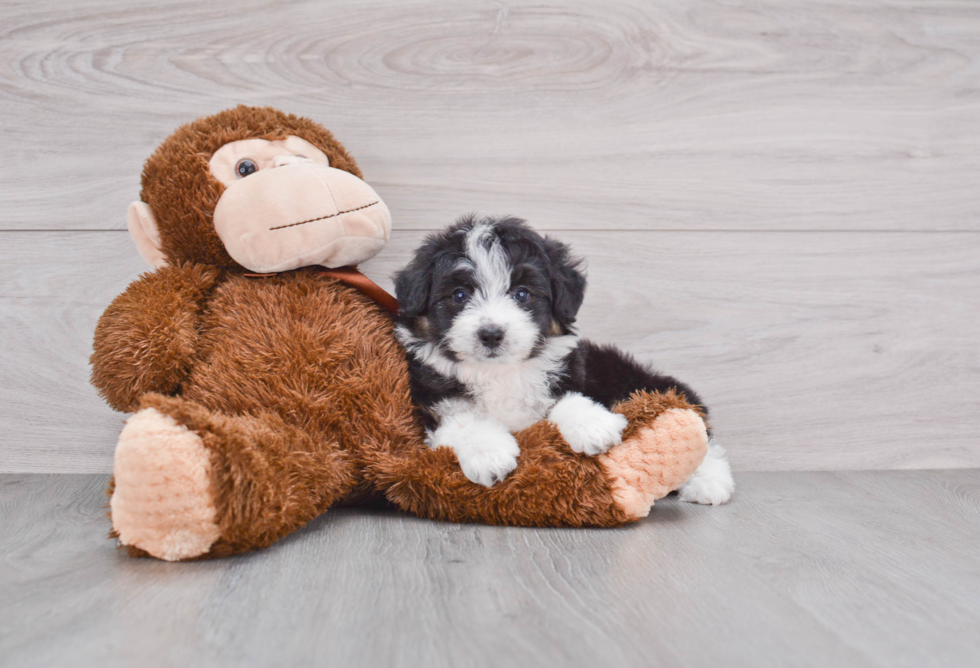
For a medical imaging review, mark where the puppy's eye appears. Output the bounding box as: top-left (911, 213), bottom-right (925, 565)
top-left (513, 287), bottom-right (530, 303)
top-left (452, 288), bottom-right (469, 304)
top-left (236, 159), bottom-right (257, 178)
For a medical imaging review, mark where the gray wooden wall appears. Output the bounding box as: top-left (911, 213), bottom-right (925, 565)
top-left (1, 0), bottom-right (977, 473)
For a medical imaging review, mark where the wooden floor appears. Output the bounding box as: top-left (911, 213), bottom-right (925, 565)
top-left (2, 470), bottom-right (979, 668)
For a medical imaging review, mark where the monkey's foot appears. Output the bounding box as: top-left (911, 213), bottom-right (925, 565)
top-left (598, 407), bottom-right (709, 520)
top-left (110, 407), bottom-right (220, 561)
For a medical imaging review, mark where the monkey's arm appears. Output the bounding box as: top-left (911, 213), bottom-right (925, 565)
top-left (91, 263), bottom-right (220, 413)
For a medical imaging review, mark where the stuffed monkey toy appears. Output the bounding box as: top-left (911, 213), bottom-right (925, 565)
top-left (91, 106), bottom-right (709, 561)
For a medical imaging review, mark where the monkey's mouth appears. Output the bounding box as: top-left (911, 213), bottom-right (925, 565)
top-left (213, 162), bottom-right (392, 273)
top-left (269, 201), bottom-right (381, 232)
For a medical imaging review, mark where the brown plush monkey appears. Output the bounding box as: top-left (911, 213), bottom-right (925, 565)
top-left (91, 106), bottom-right (709, 561)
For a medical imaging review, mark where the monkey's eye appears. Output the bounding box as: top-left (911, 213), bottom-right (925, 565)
top-left (452, 288), bottom-right (469, 305)
top-left (236, 159), bottom-right (258, 178)
top-left (513, 287), bottom-right (530, 303)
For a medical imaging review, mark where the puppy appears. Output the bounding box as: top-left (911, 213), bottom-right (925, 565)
top-left (393, 215), bottom-right (733, 505)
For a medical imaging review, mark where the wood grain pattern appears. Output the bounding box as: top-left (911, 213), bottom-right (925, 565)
top-left (1, 0), bottom-right (978, 232)
top-left (1, 0), bottom-right (979, 473)
top-left (1, 230), bottom-right (977, 473)
top-left (2, 470), bottom-right (980, 667)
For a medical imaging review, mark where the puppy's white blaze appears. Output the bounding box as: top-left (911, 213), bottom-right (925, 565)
top-left (465, 223), bottom-right (511, 298)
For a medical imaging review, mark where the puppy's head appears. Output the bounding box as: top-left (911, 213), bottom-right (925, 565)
top-left (395, 215), bottom-right (586, 364)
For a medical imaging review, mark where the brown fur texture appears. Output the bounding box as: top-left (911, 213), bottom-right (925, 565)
top-left (92, 264), bottom-right (220, 412)
top-left (91, 106), bottom-right (709, 560)
top-left (376, 389), bottom-right (703, 527)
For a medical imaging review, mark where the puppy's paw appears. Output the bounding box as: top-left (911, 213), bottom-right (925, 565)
top-left (429, 419), bottom-right (520, 487)
top-left (677, 476), bottom-right (733, 505)
top-left (455, 436), bottom-right (520, 487)
top-left (677, 440), bottom-right (734, 505)
top-left (549, 392), bottom-right (629, 456)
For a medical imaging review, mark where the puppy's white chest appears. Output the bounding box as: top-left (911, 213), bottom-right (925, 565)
top-left (456, 363), bottom-right (555, 432)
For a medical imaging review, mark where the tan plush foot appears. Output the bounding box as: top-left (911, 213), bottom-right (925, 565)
top-left (110, 407), bottom-right (220, 561)
top-left (597, 408), bottom-right (709, 520)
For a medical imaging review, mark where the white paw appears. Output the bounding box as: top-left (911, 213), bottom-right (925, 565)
top-left (677, 475), bottom-right (733, 505)
top-left (677, 439), bottom-right (734, 505)
top-left (455, 437), bottom-right (520, 487)
top-left (549, 392), bottom-right (629, 456)
top-left (428, 418), bottom-right (520, 487)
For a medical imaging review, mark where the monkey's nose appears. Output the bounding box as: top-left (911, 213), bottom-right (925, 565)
top-left (272, 154), bottom-right (316, 168)
top-left (478, 326), bottom-right (505, 349)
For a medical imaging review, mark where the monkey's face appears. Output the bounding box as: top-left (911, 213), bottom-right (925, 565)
top-left (207, 136), bottom-right (391, 273)
top-left (128, 107), bottom-right (392, 272)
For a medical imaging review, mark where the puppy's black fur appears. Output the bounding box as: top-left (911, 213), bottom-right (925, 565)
top-left (394, 215), bottom-right (708, 430)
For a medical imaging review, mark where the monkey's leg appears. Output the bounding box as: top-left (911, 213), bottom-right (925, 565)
top-left (108, 393), bottom-right (357, 561)
top-left (374, 390), bottom-right (708, 527)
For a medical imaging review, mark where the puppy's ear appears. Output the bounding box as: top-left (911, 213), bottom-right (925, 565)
top-left (544, 237), bottom-right (586, 334)
top-left (394, 258), bottom-right (431, 321)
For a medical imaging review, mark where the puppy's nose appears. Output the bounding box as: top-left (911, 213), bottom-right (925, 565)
top-left (478, 326), bottom-right (505, 349)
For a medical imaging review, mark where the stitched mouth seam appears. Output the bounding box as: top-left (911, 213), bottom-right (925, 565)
top-left (268, 200), bottom-right (380, 231)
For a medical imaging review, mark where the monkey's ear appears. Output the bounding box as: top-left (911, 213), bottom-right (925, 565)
top-left (126, 201), bottom-right (167, 269)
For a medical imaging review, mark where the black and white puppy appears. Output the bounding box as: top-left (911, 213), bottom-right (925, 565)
top-left (393, 215), bottom-right (733, 504)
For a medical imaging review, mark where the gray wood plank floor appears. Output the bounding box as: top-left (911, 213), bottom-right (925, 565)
top-left (2, 470), bottom-right (979, 668)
